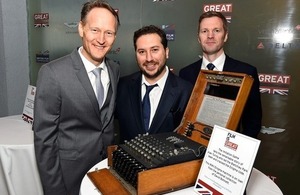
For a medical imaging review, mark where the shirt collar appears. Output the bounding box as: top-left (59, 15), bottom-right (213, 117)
top-left (141, 66), bottom-right (169, 89)
top-left (78, 46), bottom-right (107, 73)
top-left (202, 52), bottom-right (226, 71)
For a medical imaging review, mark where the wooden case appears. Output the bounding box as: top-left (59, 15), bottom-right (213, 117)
top-left (87, 70), bottom-right (253, 195)
top-left (176, 70), bottom-right (254, 146)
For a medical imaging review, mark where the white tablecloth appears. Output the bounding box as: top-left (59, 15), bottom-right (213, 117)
top-left (80, 159), bottom-right (283, 195)
top-left (0, 115), bottom-right (43, 195)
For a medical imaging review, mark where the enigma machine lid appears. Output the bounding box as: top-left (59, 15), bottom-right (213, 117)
top-left (176, 70), bottom-right (254, 146)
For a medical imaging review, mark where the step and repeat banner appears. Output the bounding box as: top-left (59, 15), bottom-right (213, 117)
top-left (27, 0), bottom-right (299, 194)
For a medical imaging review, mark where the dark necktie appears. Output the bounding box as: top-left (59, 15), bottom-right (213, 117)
top-left (142, 84), bottom-right (157, 131)
top-left (207, 63), bottom-right (215, 70)
top-left (92, 68), bottom-right (104, 109)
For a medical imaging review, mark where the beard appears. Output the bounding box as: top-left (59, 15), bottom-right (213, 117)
top-left (140, 62), bottom-right (166, 79)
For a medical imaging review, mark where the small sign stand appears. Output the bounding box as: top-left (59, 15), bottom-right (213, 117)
top-left (194, 125), bottom-right (260, 195)
top-left (22, 85), bottom-right (36, 124)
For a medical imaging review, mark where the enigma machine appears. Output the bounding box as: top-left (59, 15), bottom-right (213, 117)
top-left (87, 70), bottom-right (254, 195)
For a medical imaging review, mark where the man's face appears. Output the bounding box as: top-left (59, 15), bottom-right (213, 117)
top-left (135, 33), bottom-right (169, 82)
top-left (198, 16), bottom-right (228, 56)
top-left (78, 8), bottom-right (117, 65)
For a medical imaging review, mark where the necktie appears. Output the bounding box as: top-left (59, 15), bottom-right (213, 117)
top-left (92, 68), bottom-right (104, 108)
top-left (142, 84), bottom-right (157, 131)
top-left (207, 63), bottom-right (215, 70)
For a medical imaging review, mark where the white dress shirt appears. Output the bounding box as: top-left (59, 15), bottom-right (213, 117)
top-left (201, 52), bottom-right (226, 71)
top-left (141, 66), bottom-right (169, 128)
top-left (78, 47), bottom-right (110, 106)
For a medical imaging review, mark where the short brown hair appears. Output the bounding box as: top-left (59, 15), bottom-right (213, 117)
top-left (198, 11), bottom-right (228, 34)
top-left (133, 25), bottom-right (168, 51)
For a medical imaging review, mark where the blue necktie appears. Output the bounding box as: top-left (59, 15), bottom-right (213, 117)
top-left (142, 84), bottom-right (157, 131)
top-left (207, 63), bottom-right (215, 70)
top-left (92, 68), bottom-right (104, 109)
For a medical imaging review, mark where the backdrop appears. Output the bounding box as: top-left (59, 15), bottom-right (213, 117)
top-left (27, 0), bottom-right (299, 194)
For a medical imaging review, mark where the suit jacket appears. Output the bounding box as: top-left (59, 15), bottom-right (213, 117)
top-left (116, 70), bottom-right (193, 143)
top-left (33, 48), bottom-right (119, 195)
top-left (179, 55), bottom-right (262, 138)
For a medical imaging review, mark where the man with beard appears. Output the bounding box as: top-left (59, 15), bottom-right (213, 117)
top-left (116, 25), bottom-right (193, 143)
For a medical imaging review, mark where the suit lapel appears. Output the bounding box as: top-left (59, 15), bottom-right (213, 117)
top-left (195, 59), bottom-right (203, 76)
top-left (129, 75), bottom-right (145, 133)
top-left (149, 72), bottom-right (177, 133)
top-left (223, 55), bottom-right (237, 71)
top-left (71, 49), bottom-right (101, 119)
top-left (101, 59), bottom-right (118, 128)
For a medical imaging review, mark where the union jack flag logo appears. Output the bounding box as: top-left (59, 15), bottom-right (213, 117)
top-left (194, 179), bottom-right (213, 195)
top-left (260, 86), bottom-right (289, 95)
top-left (225, 16), bottom-right (232, 23)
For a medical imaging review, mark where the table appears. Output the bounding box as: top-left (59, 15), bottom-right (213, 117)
top-left (80, 159), bottom-right (283, 195)
top-left (0, 115), bottom-right (43, 195)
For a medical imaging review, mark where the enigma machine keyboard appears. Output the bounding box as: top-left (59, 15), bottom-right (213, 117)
top-left (112, 132), bottom-right (206, 188)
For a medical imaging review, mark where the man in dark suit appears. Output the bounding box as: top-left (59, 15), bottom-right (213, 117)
top-left (179, 11), bottom-right (262, 138)
top-left (33, 1), bottom-right (120, 195)
top-left (116, 25), bottom-right (193, 143)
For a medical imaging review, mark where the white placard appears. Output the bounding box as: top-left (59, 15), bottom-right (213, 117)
top-left (22, 85), bottom-right (36, 124)
top-left (194, 125), bottom-right (260, 195)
